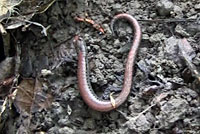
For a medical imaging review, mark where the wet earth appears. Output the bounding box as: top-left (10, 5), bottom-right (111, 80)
top-left (0, 0), bottom-right (200, 134)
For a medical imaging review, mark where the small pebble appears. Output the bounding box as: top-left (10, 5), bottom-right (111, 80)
top-left (83, 118), bottom-right (96, 130)
top-left (156, 0), bottom-right (174, 16)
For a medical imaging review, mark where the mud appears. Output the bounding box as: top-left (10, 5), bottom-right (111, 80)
top-left (0, 0), bottom-right (200, 134)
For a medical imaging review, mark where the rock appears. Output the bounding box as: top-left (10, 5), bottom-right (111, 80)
top-left (113, 60), bottom-right (123, 73)
top-left (88, 110), bottom-right (102, 120)
top-left (75, 130), bottom-right (91, 134)
top-left (142, 34), bottom-right (150, 41)
top-left (128, 97), bottom-right (145, 113)
top-left (118, 128), bottom-right (129, 134)
top-left (126, 114), bottom-right (151, 133)
top-left (159, 98), bottom-right (189, 129)
top-left (44, 117), bottom-right (54, 129)
top-left (135, 115), bottom-right (151, 132)
top-left (95, 59), bottom-right (104, 69)
top-left (145, 112), bottom-right (156, 124)
top-left (109, 123), bottom-right (117, 130)
top-left (51, 102), bottom-right (64, 120)
top-left (163, 37), bottom-right (179, 63)
top-left (186, 24), bottom-right (200, 35)
top-left (58, 117), bottom-right (71, 127)
top-left (83, 118), bottom-right (96, 130)
top-left (52, 28), bottom-right (69, 42)
top-left (108, 0), bottom-right (114, 4)
top-left (113, 3), bottom-right (122, 11)
top-left (175, 24), bottom-right (190, 37)
top-left (48, 126), bottom-right (59, 134)
top-left (177, 87), bottom-right (198, 101)
top-left (173, 5), bottom-right (183, 18)
top-left (109, 111), bottom-right (119, 120)
top-left (103, 24), bottom-right (112, 35)
top-left (58, 127), bottom-right (74, 134)
top-left (149, 33), bottom-right (165, 43)
top-left (194, 3), bottom-right (200, 10)
top-left (150, 130), bottom-right (164, 134)
top-left (157, 0), bottom-right (174, 16)
top-left (61, 87), bottom-right (79, 101)
top-left (129, 1), bottom-right (141, 9)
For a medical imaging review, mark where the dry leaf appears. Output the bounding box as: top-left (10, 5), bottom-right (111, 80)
top-left (0, 0), bottom-right (22, 22)
top-left (14, 78), bottom-right (53, 114)
top-left (1, 0), bottom-right (56, 32)
top-left (31, 79), bottom-right (53, 113)
top-left (14, 78), bottom-right (35, 113)
top-left (0, 76), bottom-right (15, 98)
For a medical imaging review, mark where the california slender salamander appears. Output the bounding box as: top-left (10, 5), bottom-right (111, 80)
top-left (73, 13), bottom-right (142, 112)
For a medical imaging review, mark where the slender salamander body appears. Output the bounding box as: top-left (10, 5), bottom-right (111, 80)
top-left (73, 13), bottom-right (142, 112)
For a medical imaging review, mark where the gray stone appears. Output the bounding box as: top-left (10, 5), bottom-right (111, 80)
top-left (58, 127), bottom-right (74, 134)
top-left (113, 3), bottom-right (122, 11)
top-left (173, 5), bottom-right (183, 18)
top-left (89, 110), bottom-right (102, 120)
top-left (135, 114), bottom-right (151, 132)
top-left (159, 98), bottom-right (189, 128)
top-left (126, 114), bottom-right (151, 133)
top-left (149, 33), bottom-right (165, 43)
top-left (48, 126), bottom-right (59, 134)
top-left (142, 34), bottom-right (150, 40)
top-left (194, 4), bottom-right (200, 10)
top-left (83, 118), bottom-right (96, 130)
top-left (157, 0), bottom-right (174, 16)
top-left (58, 117), bottom-right (71, 127)
top-left (164, 37), bottom-right (179, 63)
top-left (175, 24), bottom-right (190, 37)
top-left (109, 111), bottom-right (119, 120)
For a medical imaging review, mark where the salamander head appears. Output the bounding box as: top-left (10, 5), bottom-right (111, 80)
top-left (73, 35), bottom-right (86, 53)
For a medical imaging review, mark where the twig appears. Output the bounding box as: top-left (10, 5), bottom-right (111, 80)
top-left (138, 18), bottom-right (196, 23)
top-left (125, 93), bottom-right (168, 123)
top-left (18, 19), bottom-right (49, 36)
top-left (7, 17), bottom-right (49, 36)
top-left (37, 0), bottom-right (56, 14)
top-left (130, 104), bottom-right (156, 122)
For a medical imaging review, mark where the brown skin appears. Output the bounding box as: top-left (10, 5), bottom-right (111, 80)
top-left (73, 13), bottom-right (142, 112)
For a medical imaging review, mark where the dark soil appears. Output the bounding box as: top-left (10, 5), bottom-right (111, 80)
top-left (0, 0), bottom-right (200, 134)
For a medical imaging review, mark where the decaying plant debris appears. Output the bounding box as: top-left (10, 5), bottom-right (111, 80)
top-left (0, 0), bottom-right (200, 134)
top-left (0, 0), bottom-right (56, 33)
top-left (0, 0), bottom-right (56, 133)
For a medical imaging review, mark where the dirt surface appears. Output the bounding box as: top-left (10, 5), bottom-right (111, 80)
top-left (0, 0), bottom-right (200, 134)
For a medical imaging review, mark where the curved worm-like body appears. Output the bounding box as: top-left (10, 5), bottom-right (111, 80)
top-left (73, 13), bottom-right (142, 112)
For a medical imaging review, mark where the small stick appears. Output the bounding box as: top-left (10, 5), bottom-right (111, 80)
top-left (17, 19), bottom-right (48, 36)
top-left (6, 17), bottom-right (49, 36)
top-left (138, 18), bottom-right (196, 23)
